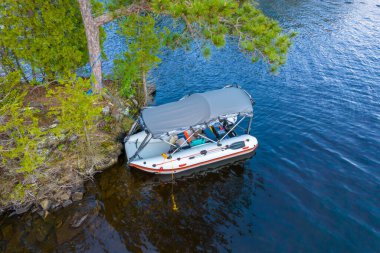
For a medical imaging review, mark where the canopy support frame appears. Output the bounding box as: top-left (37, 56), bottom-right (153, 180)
top-left (247, 116), bottom-right (253, 134)
top-left (124, 118), bottom-right (140, 143)
top-left (171, 130), bottom-right (197, 156)
top-left (197, 133), bottom-right (217, 144)
top-left (218, 116), bottom-right (246, 145)
top-left (128, 132), bottom-right (152, 163)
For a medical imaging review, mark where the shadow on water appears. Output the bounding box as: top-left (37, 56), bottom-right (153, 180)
top-left (82, 153), bottom-right (262, 252)
top-left (0, 155), bottom-right (265, 252)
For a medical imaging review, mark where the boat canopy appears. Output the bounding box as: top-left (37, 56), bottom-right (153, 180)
top-left (141, 87), bottom-right (253, 137)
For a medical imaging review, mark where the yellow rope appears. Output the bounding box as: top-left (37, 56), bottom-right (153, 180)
top-left (171, 194), bottom-right (178, 212)
top-left (171, 161), bottom-right (178, 212)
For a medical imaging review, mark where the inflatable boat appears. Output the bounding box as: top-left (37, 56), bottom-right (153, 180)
top-left (124, 86), bottom-right (258, 174)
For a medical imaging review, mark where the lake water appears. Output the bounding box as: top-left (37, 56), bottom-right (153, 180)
top-left (1, 0), bottom-right (380, 252)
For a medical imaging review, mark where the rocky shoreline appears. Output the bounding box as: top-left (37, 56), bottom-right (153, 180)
top-left (0, 104), bottom-right (125, 218)
top-left (0, 82), bottom-right (156, 218)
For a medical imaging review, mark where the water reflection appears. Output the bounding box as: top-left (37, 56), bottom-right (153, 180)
top-left (84, 156), bottom-right (263, 252)
top-left (0, 156), bottom-right (263, 252)
top-left (0, 199), bottom-right (101, 252)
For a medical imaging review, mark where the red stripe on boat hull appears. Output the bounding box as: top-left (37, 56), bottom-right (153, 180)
top-left (129, 145), bottom-right (258, 174)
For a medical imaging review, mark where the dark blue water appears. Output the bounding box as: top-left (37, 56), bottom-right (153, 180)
top-left (1, 0), bottom-right (379, 252)
top-left (147, 0), bottom-right (380, 251)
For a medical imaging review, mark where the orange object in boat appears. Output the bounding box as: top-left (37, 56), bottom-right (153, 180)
top-left (184, 130), bottom-right (193, 143)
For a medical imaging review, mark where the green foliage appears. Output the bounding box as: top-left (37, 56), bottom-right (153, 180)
top-left (47, 77), bottom-right (102, 141)
top-left (0, 71), bottom-right (22, 107)
top-left (0, 75), bottom-right (105, 207)
top-left (150, 0), bottom-right (295, 72)
top-left (114, 14), bottom-right (166, 98)
top-left (91, 0), bottom-right (105, 17)
top-left (0, 0), bottom-right (88, 82)
top-left (202, 46), bottom-right (212, 59)
top-left (0, 76), bottom-right (102, 178)
top-left (106, 0), bottom-right (134, 12)
top-left (9, 183), bottom-right (35, 202)
top-left (103, 0), bottom-right (295, 100)
top-left (0, 74), bottom-right (45, 174)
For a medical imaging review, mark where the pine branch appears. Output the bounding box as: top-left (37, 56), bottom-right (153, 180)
top-left (94, 3), bottom-right (151, 27)
top-left (181, 14), bottom-right (201, 51)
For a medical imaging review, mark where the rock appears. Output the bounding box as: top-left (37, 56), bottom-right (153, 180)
top-left (69, 134), bottom-right (78, 142)
top-left (24, 174), bottom-right (37, 185)
top-left (132, 98), bottom-right (139, 106)
top-left (40, 199), bottom-right (51, 210)
top-left (70, 214), bottom-right (88, 228)
top-left (49, 123), bottom-right (58, 129)
top-left (36, 148), bottom-right (51, 157)
top-left (38, 135), bottom-right (60, 149)
top-left (147, 84), bottom-right (156, 95)
top-left (21, 106), bottom-right (37, 112)
top-left (114, 108), bottom-right (124, 122)
top-left (62, 200), bottom-right (72, 208)
top-left (147, 84), bottom-right (156, 103)
top-left (14, 203), bottom-right (33, 215)
top-left (59, 192), bottom-right (71, 201)
top-left (71, 192), bottom-right (83, 202)
top-left (102, 106), bottom-right (110, 116)
top-left (37, 210), bottom-right (45, 218)
top-left (29, 101), bottom-right (43, 107)
top-left (52, 203), bottom-right (62, 211)
top-left (147, 84), bottom-right (157, 103)
top-left (121, 107), bottom-right (129, 116)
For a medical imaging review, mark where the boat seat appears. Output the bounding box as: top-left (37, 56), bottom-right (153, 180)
top-left (204, 127), bottom-right (217, 142)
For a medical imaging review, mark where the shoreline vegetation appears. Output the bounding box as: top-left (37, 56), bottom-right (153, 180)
top-left (0, 76), bottom-right (155, 217)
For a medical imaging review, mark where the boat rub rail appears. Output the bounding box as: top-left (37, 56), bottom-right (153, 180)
top-left (130, 144), bottom-right (258, 173)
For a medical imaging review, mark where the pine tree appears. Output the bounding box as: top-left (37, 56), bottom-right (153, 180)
top-left (0, 0), bottom-right (88, 82)
top-left (77, 0), bottom-right (296, 104)
top-left (1, 0), bottom-right (295, 102)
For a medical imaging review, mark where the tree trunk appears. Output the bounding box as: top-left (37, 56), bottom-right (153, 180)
top-left (142, 72), bottom-right (148, 106)
top-left (77, 0), bottom-right (150, 93)
top-left (77, 0), bottom-right (103, 91)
